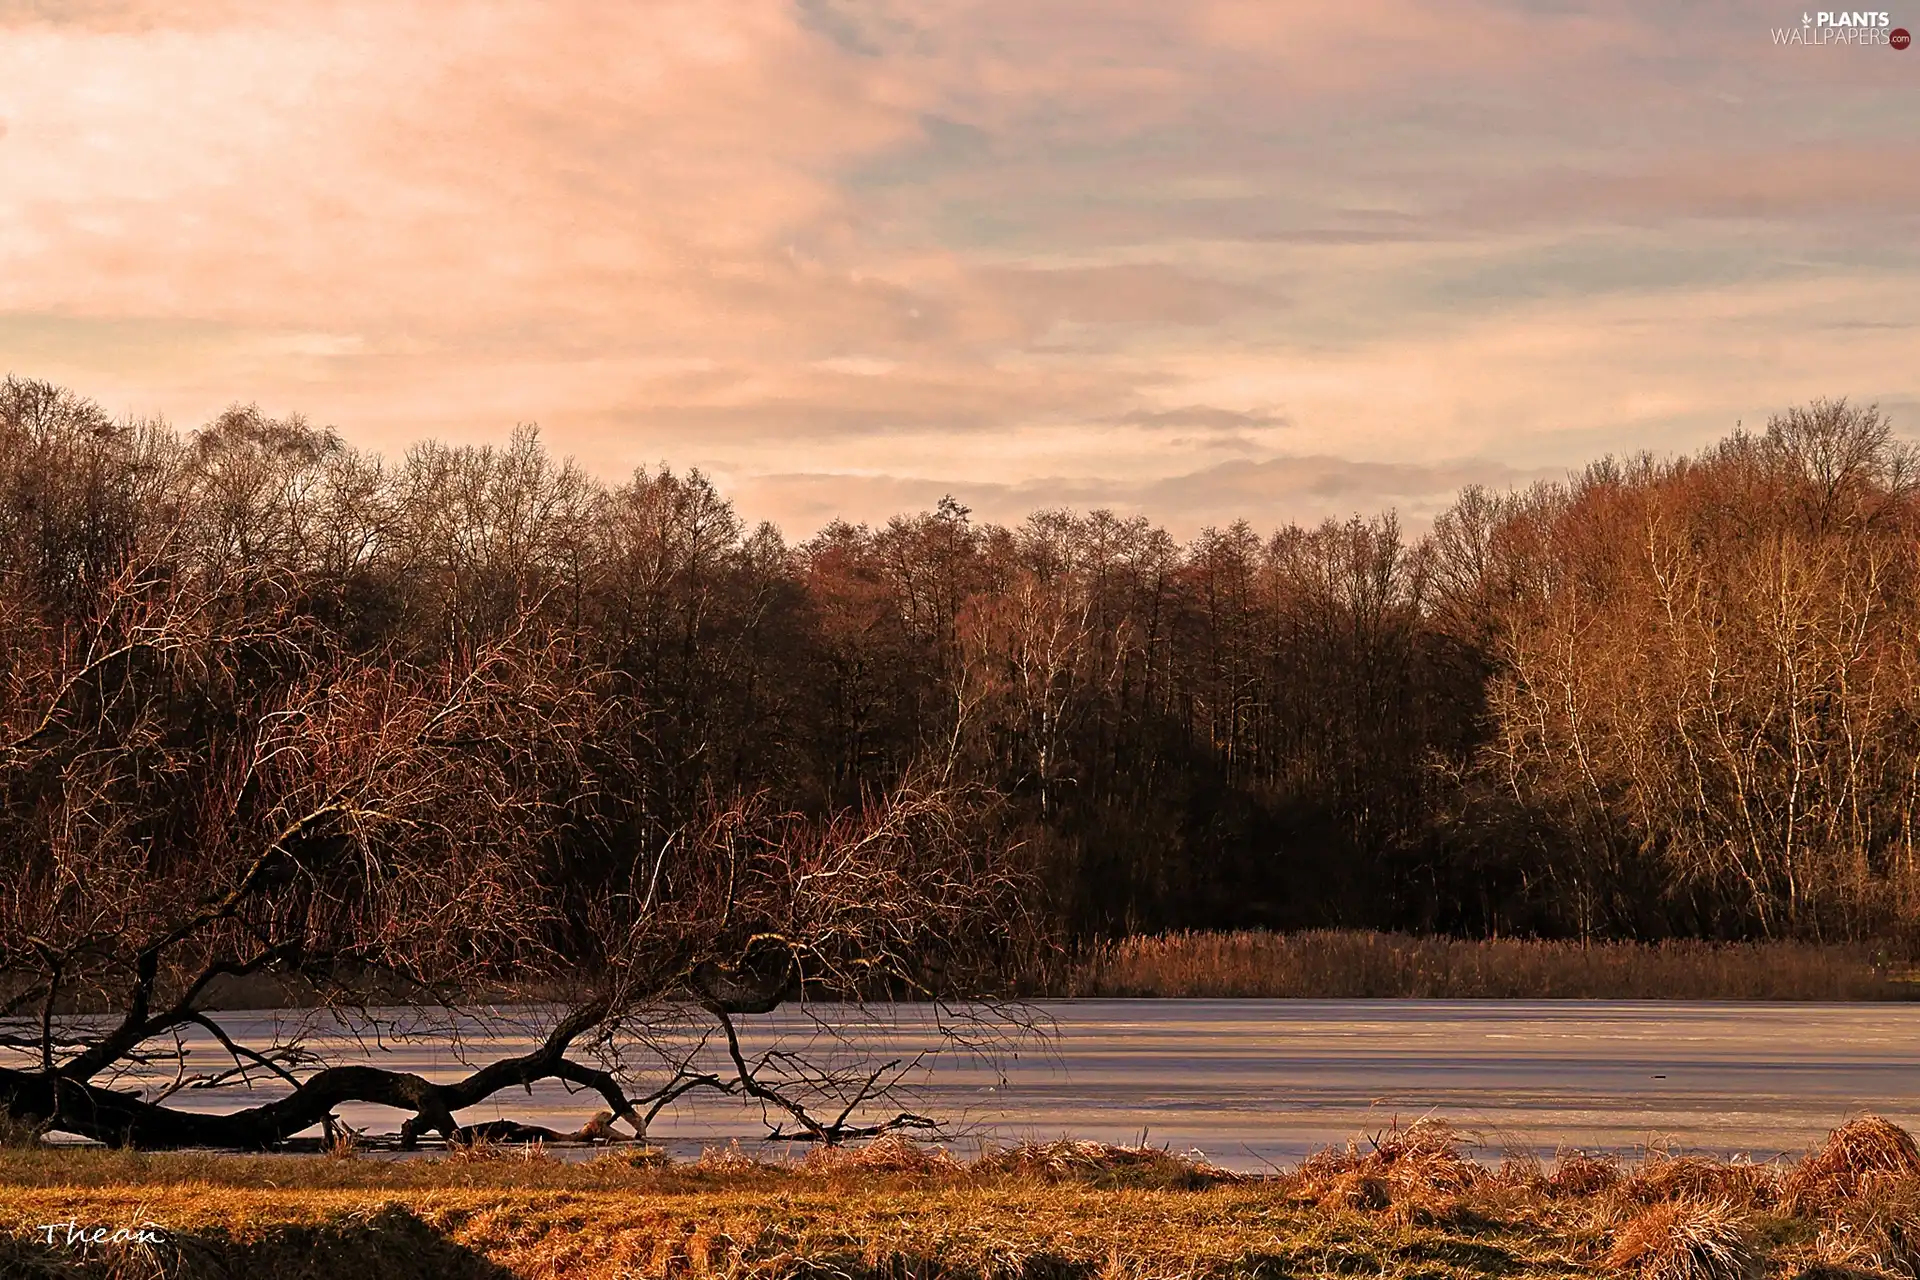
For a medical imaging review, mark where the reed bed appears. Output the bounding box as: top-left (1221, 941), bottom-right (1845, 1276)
top-left (1066, 929), bottom-right (1919, 1000)
top-left (13, 1117), bottom-right (1920, 1276)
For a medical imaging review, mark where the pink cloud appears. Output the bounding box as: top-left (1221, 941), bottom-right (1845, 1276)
top-left (1455, 145), bottom-right (1920, 227)
top-left (0, 0), bottom-right (1915, 543)
top-left (0, 2), bottom-right (922, 331)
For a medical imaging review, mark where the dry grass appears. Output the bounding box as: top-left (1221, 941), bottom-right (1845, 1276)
top-left (11, 1116), bottom-right (1920, 1277)
top-left (445, 1136), bottom-right (561, 1167)
top-left (1808, 1175), bottom-right (1920, 1276)
top-left (1605, 1198), bottom-right (1754, 1280)
top-left (973, 1138), bottom-right (1241, 1190)
top-left (1070, 930), bottom-right (1917, 1000)
top-left (1294, 1118), bottom-right (1482, 1206)
top-left (0, 1174), bottom-right (1563, 1280)
top-left (800, 1132), bottom-right (963, 1177)
top-left (1545, 1152), bottom-right (1623, 1198)
top-left (1785, 1116), bottom-right (1920, 1208)
top-left (1616, 1154), bottom-right (1780, 1211)
top-left (323, 1127), bottom-right (364, 1162)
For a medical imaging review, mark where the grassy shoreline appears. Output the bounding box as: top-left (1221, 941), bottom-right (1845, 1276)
top-left (1064, 930), bottom-right (1920, 1001)
top-left (10, 1121), bottom-right (1920, 1277)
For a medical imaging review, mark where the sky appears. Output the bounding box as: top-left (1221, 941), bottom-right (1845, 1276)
top-left (1, 1), bottom-right (1916, 538)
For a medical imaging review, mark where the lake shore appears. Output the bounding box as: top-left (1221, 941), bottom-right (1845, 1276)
top-left (6, 1119), bottom-right (1919, 1278)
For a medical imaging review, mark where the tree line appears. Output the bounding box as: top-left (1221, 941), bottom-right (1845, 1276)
top-left (7, 376), bottom-right (1920, 957)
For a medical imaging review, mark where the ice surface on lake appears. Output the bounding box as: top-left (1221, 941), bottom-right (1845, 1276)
top-left (29, 1000), bottom-right (1920, 1172)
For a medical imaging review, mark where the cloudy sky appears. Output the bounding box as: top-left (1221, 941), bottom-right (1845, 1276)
top-left (2, 1), bottom-right (1915, 536)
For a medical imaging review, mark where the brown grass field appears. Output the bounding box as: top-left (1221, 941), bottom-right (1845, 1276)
top-left (10, 1118), bottom-right (1920, 1278)
top-left (1066, 931), bottom-right (1920, 1001)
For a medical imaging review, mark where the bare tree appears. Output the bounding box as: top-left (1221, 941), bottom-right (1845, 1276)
top-left (1475, 403), bottom-right (1920, 939)
top-left (0, 534), bottom-right (1029, 1148)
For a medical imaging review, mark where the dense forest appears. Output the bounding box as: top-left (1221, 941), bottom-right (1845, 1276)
top-left (6, 375), bottom-right (1919, 955)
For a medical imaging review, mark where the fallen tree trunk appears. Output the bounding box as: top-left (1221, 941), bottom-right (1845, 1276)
top-left (0, 1000), bottom-right (648, 1150)
top-left (0, 1055), bottom-right (644, 1150)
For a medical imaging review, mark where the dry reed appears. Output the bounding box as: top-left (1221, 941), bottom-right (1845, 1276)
top-left (1070, 929), bottom-right (1915, 1000)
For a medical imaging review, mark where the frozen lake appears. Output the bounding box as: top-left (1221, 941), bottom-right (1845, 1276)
top-left (39, 1000), bottom-right (1920, 1171)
